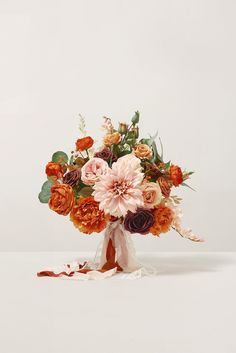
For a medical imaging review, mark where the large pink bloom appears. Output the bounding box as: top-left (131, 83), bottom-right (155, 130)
top-left (93, 154), bottom-right (144, 217)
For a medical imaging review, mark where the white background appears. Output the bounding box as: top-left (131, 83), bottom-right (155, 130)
top-left (0, 0), bottom-right (235, 252)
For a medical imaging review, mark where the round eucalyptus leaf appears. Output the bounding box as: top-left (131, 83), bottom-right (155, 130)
top-left (38, 180), bottom-right (53, 203)
top-left (52, 151), bottom-right (68, 165)
top-left (38, 190), bottom-right (51, 203)
top-left (42, 180), bottom-right (53, 193)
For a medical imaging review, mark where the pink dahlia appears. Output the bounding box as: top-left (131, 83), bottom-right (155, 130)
top-left (93, 154), bottom-right (144, 217)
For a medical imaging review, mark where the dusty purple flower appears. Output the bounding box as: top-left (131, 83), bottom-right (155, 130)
top-left (63, 169), bottom-right (81, 187)
top-left (124, 208), bottom-right (154, 235)
top-left (94, 147), bottom-right (117, 162)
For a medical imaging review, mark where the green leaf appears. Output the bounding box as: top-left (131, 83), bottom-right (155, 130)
top-left (47, 176), bottom-right (55, 182)
top-left (126, 137), bottom-right (136, 147)
top-left (159, 137), bottom-right (164, 160)
top-left (38, 180), bottom-right (53, 203)
top-left (165, 161), bottom-right (171, 170)
top-left (140, 132), bottom-right (163, 163)
top-left (139, 138), bottom-right (150, 146)
top-left (78, 186), bottom-right (93, 198)
top-left (151, 140), bottom-right (159, 163)
top-left (52, 151), bottom-right (68, 165)
top-left (140, 131), bottom-right (158, 146)
top-left (38, 191), bottom-right (51, 203)
top-left (181, 182), bottom-right (196, 192)
top-left (42, 180), bottom-right (53, 193)
top-left (131, 111), bottom-right (140, 124)
top-left (112, 144), bottom-right (119, 154)
top-left (186, 171), bottom-right (194, 176)
top-left (150, 139), bottom-right (162, 163)
top-left (119, 150), bottom-right (131, 157)
top-left (69, 154), bottom-right (74, 165)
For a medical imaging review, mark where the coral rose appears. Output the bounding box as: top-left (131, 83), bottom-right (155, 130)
top-left (170, 165), bottom-right (183, 187)
top-left (134, 144), bottom-right (152, 160)
top-left (70, 196), bottom-right (108, 234)
top-left (157, 177), bottom-right (171, 197)
top-left (141, 182), bottom-right (162, 208)
top-left (76, 136), bottom-right (94, 151)
top-left (103, 132), bottom-right (121, 147)
top-left (45, 162), bottom-right (64, 179)
top-left (149, 204), bottom-right (173, 236)
top-left (81, 157), bottom-right (109, 186)
top-left (49, 184), bottom-right (75, 216)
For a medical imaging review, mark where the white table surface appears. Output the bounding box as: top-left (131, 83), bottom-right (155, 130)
top-left (0, 252), bottom-right (235, 353)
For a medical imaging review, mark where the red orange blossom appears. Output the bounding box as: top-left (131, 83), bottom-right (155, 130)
top-left (170, 165), bottom-right (183, 187)
top-left (76, 136), bottom-right (94, 151)
top-left (45, 162), bottom-right (64, 179)
top-left (70, 196), bottom-right (109, 234)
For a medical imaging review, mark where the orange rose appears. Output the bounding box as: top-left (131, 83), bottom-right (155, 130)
top-left (103, 132), bottom-right (121, 147)
top-left (70, 196), bottom-right (109, 234)
top-left (157, 177), bottom-right (171, 197)
top-left (170, 165), bottom-right (183, 187)
top-left (149, 204), bottom-right (173, 236)
top-left (134, 144), bottom-right (152, 160)
top-left (49, 184), bottom-right (75, 215)
top-left (76, 136), bottom-right (94, 151)
top-left (46, 162), bottom-right (64, 179)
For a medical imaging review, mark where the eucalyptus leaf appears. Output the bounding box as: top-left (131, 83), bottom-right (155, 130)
top-left (38, 180), bottom-right (53, 203)
top-left (47, 176), bottom-right (55, 182)
top-left (38, 191), bottom-right (51, 203)
top-left (52, 151), bottom-right (68, 165)
top-left (42, 180), bottom-right (53, 193)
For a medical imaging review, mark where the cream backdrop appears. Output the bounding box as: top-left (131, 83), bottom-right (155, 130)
top-left (0, 0), bottom-right (235, 252)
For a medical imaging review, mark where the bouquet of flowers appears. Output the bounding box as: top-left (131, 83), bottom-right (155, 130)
top-left (38, 112), bottom-right (202, 279)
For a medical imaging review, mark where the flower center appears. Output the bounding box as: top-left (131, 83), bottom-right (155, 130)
top-left (112, 180), bottom-right (131, 196)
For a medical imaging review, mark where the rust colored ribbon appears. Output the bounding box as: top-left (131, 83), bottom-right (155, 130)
top-left (101, 238), bottom-right (123, 272)
top-left (37, 235), bottom-right (123, 278)
top-left (37, 267), bottom-right (108, 278)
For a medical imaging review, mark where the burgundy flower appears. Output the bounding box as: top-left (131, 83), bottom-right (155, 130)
top-left (63, 169), bottom-right (81, 187)
top-left (94, 147), bottom-right (117, 162)
top-left (124, 208), bottom-right (154, 235)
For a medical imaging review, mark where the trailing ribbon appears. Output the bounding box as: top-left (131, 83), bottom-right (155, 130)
top-left (37, 221), bottom-right (141, 280)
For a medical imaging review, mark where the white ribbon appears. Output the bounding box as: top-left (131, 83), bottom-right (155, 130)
top-left (38, 221), bottom-right (158, 280)
top-left (99, 220), bottom-right (141, 273)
